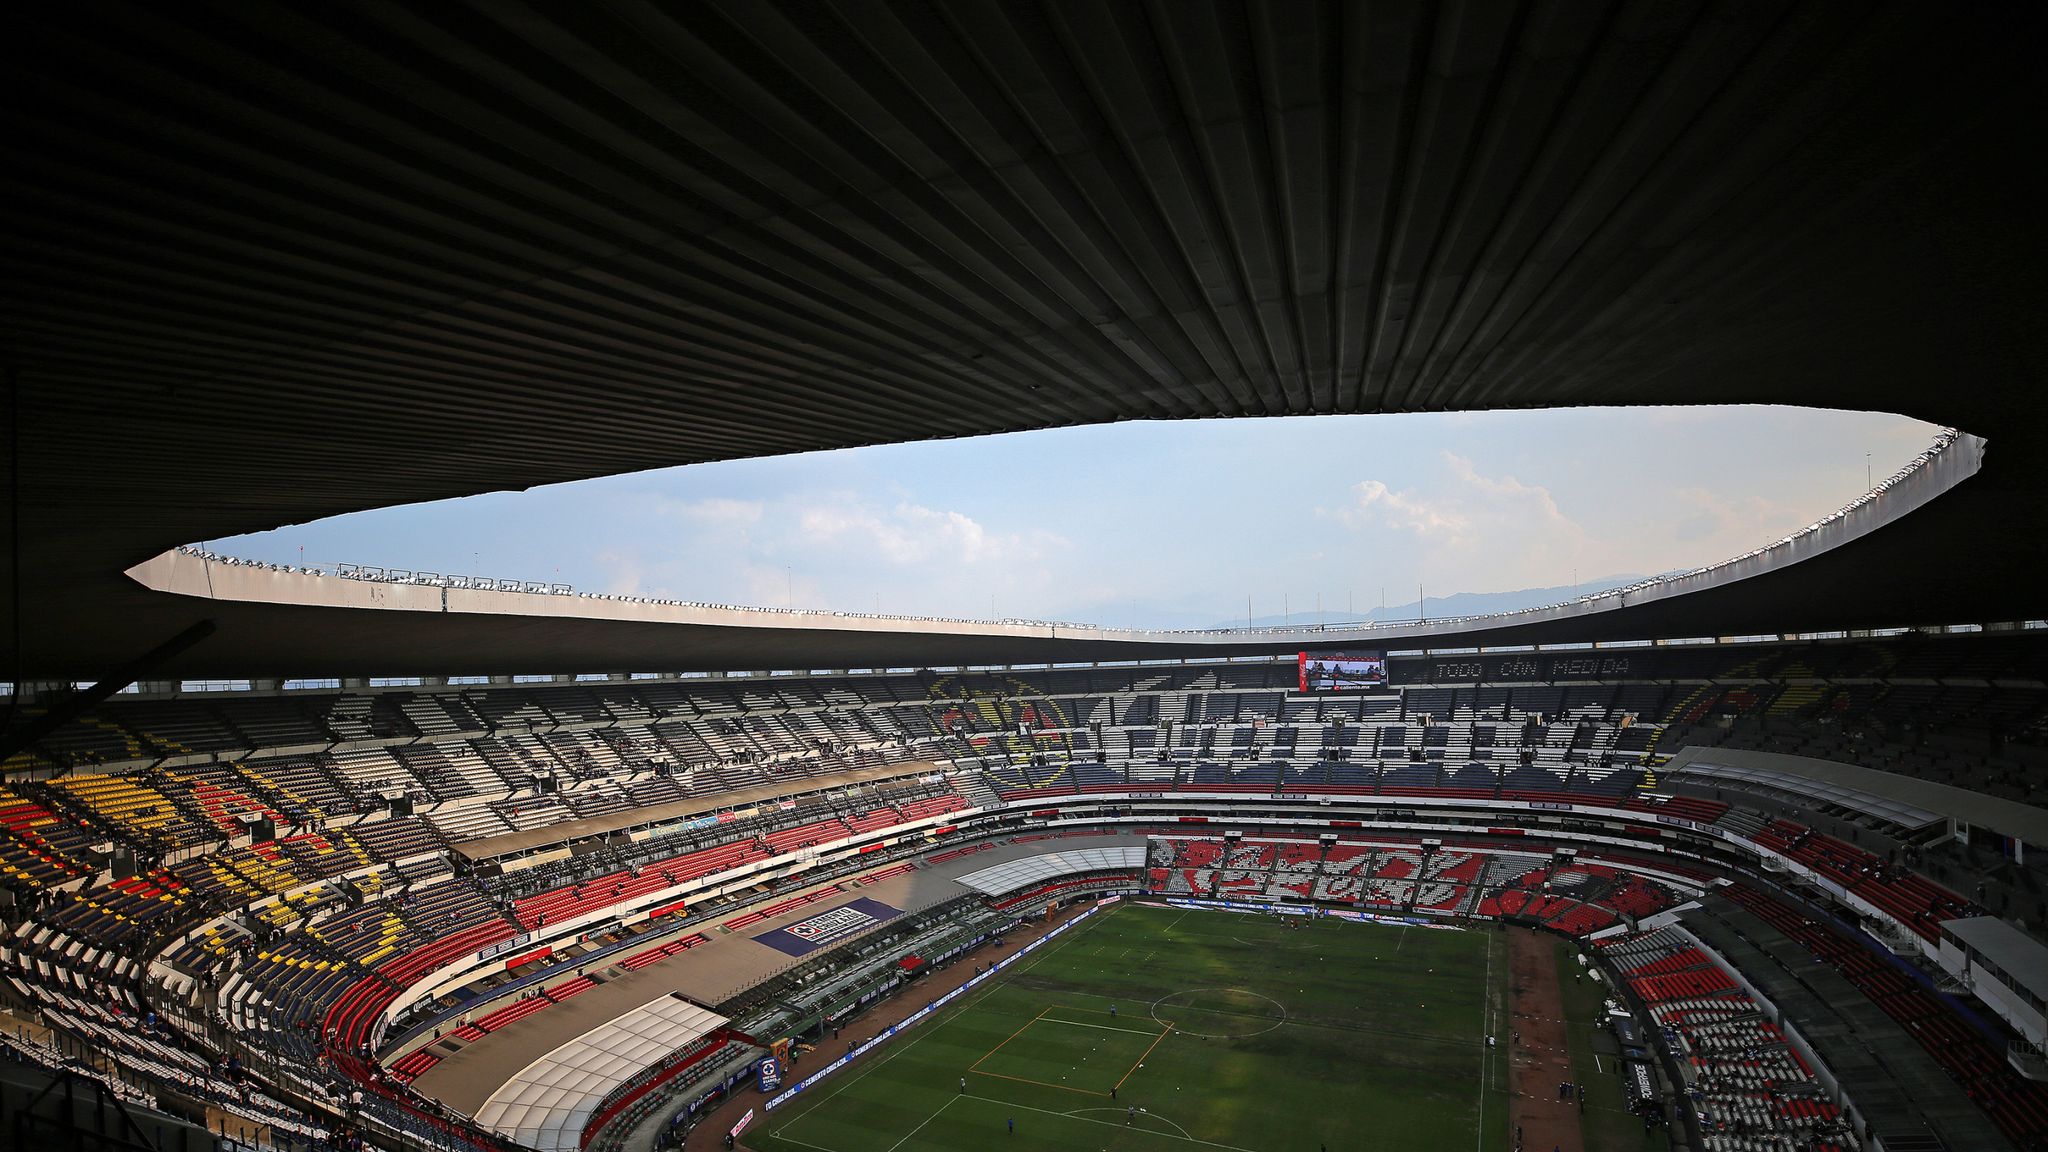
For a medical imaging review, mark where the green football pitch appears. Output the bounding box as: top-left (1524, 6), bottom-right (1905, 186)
top-left (752, 902), bottom-right (1511, 1152)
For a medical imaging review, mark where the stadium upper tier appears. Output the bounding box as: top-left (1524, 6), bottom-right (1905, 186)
top-left (8, 4), bottom-right (2048, 676)
top-left (6, 632), bottom-right (2046, 851)
top-left (6, 633), bottom-right (2048, 1150)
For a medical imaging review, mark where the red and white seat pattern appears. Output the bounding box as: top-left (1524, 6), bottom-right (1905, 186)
top-left (1601, 928), bottom-right (1859, 1152)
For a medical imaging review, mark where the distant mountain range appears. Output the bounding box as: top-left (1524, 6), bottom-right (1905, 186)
top-left (1204, 575), bottom-right (1648, 631)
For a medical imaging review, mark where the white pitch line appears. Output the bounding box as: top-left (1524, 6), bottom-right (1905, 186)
top-left (1068, 1106), bottom-right (1196, 1140)
top-left (765, 1133), bottom-right (844, 1152)
top-left (1035, 1015), bottom-right (1168, 1037)
top-left (777, 909), bottom-right (1114, 1132)
top-left (1054, 984), bottom-right (1470, 1046)
top-left (1475, 928), bottom-right (1496, 1152)
top-left (968, 1093), bottom-right (1254, 1151)
top-left (884, 1094), bottom-right (953, 1152)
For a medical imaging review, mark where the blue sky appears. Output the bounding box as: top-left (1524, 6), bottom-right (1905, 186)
top-left (215, 406), bottom-right (1937, 629)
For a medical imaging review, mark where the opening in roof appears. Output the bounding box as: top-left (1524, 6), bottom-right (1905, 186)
top-left (207, 406), bottom-right (1942, 632)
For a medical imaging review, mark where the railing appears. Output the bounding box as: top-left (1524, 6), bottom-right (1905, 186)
top-left (174, 545), bottom-right (1099, 630)
top-left (176, 425), bottom-right (1963, 640)
top-left (1142, 425), bottom-right (1968, 636)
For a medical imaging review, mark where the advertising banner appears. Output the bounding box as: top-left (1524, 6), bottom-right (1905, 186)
top-left (753, 897), bottom-right (904, 958)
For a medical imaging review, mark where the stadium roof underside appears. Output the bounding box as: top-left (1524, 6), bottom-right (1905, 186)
top-left (1664, 747), bottom-right (2048, 846)
top-left (6, 2), bottom-right (2048, 679)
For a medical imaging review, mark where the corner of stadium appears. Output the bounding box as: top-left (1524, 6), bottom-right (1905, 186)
top-left (6, 5), bottom-right (2048, 1152)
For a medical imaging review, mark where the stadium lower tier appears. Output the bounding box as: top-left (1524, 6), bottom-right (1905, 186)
top-left (1600, 926), bottom-right (1860, 1152)
top-left (3, 768), bottom-right (2039, 1152)
top-left (1142, 833), bottom-right (1684, 929)
top-left (5, 634), bottom-right (2048, 1149)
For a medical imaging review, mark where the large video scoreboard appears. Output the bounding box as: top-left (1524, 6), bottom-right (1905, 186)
top-left (1297, 651), bottom-right (1388, 692)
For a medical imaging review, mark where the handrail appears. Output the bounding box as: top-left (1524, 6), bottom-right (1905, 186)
top-left (173, 425), bottom-right (1961, 642)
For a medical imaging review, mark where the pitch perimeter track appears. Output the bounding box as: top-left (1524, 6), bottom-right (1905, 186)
top-left (1507, 926), bottom-right (1585, 1152)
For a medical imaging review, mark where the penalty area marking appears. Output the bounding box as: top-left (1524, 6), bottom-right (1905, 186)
top-left (774, 908), bottom-right (1112, 1134)
top-left (1117, 1022), bottom-right (1177, 1090)
top-left (971, 1005), bottom-right (1173, 1096)
top-left (973, 1068), bottom-right (1111, 1097)
top-left (1037, 1012), bottom-right (1171, 1038)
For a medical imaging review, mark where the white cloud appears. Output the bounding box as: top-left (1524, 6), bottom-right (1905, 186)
top-left (736, 562), bottom-right (826, 610)
top-left (1442, 452), bottom-right (1583, 538)
top-left (1668, 487), bottom-right (1806, 549)
top-left (659, 496), bottom-right (762, 524)
top-left (1319, 451), bottom-right (1599, 590)
top-left (1323, 453), bottom-right (1580, 548)
top-left (614, 488), bottom-right (1077, 617)
top-left (595, 548), bottom-right (643, 597)
top-left (1327, 479), bottom-right (1469, 537)
top-left (799, 499), bottom-right (1062, 567)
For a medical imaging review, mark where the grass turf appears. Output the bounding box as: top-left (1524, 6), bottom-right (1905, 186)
top-left (753, 902), bottom-right (1510, 1152)
top-left (1553, 938), bottom-right (1671, 1152)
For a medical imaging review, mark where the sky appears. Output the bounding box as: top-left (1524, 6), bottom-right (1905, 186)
top-left (214, 406), bottom-right (1939, 630)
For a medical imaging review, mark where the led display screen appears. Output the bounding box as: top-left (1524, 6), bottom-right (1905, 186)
top-left (1298, 652), bottom-right (1388, 692)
